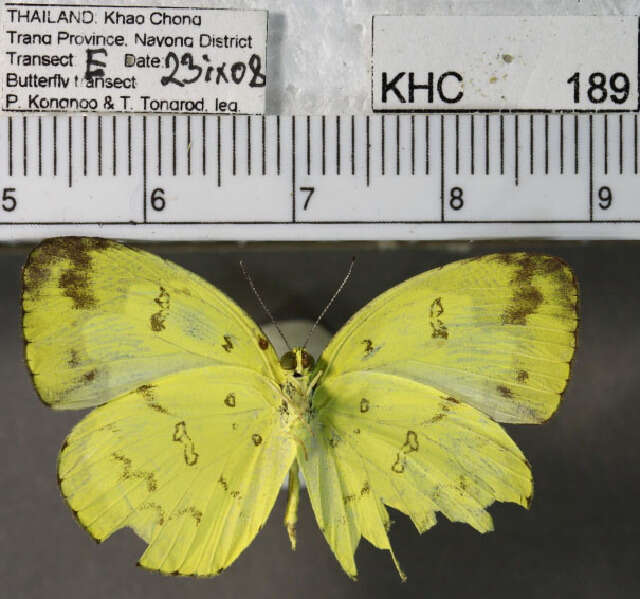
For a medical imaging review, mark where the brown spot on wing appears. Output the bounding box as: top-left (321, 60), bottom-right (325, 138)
top-left (172, 421), bottom-right (199, 466)
top-left (136, 384), bottom-right (168, 414)
top-left (497, 385), bottom-right (514, 399)
top-left (23, 237), bottom-right (111, 309)
top-left (251, 433), bottom-right (263, 446)
top-left (59, 270), bottom-right (96, 310)
top-left (429, 297), bottom-right (449, 339)
top-left (500, 254), bottom-right (544, 325)
top-left (502, 287), bottom-right (544, 325)
top-left (278, 400), bottom-right (289, 419)
top-left (150, 286), bottom-right (170, 332)
top-left (258, 336), bottom-right (269, 350)
top-left (391, 454), bottom-right (405, 473)
top-left (112, 452), bottom-right (158, 492)
top-left (222, 335), bottom-right (234, 352)
top-left (175, 506), bottom-right (202, 525)
top-left (82, 369), bottom-right (97, 383)
top-left (139, 502), bottom-right (165, 526)
top-left (401, 430), bottom-right (419, 453)
top-left (224, 393), bottom-right (236, 407)
top-left (516, 369), bottom-right (529, 383)
top-left (428, 413), bottom-right (445, 424)
top-left (68, 349), bottom-right (80, 368)
top-left (360, 398), bottom-right (370, 413)
top-left (218, 475), bottom-right (228, 491)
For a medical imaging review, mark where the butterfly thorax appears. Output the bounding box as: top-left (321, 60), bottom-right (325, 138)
top-left (278, 348), bottom-right (317, 431)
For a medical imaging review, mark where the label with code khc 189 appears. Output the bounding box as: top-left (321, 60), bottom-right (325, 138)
top-left (372, 16), bottom-right (639, 112)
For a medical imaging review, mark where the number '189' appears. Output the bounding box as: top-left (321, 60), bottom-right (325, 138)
top-left (567, 72), bottom-right (630, 105)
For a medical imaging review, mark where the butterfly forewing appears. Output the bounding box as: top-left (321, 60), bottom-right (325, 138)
top-left (23, 237), bottom-right (280, 409)
top-left (316, 253), bottom-right (578, 424)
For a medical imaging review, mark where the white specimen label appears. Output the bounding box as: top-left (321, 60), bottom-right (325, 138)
top-left (0, 3), bottom-right (267, 114)
top-left (372, 16), bottom-right (639, 111)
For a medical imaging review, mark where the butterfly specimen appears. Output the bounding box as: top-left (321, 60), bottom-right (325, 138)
top-left (22, 237), bottom-right (578, 580)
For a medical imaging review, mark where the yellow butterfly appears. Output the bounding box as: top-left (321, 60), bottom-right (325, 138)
top-left (22, 237), bottom-right (578, 580)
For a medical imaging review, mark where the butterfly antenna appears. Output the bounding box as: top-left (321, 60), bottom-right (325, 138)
top-left (239, 260), bottom-right (291, 351)
top-left (303, 257), bottom-right (355, 349)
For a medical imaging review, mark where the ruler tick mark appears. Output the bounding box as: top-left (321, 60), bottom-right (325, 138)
top-left (82, 116), bottom-right (86, 177)
top-left (619, 113), bottom-right (624, 175)
top-left (455, 114), bottom-right (459, 175)
top-left (425, 114), bottom-right (430, 175)
top-left (262, 115), bottom-right (266, 176)
top-left (112, 116), bottom-right (117, 177)
top-left (22, 116), bottom-right (27, 177)
top-left (544, 114), bottom-right (549, 175)
top-left (336, 115), bottom-right (341, 176)
top-left (366, 114), bottom-right (370, 186)
top-left (574, 115), bottom-right (579, 175)
top-left (247, 115), bottom-right (251, 176)
top-left (143, 115), bottom-right (147, 222)
top-left (202, 115), bottom-right (206, 176)
top-left (54, 116), bottom-right (58, 177)
top-left (589, 114), bottom-right (593, 222)
top-left (635, 114), bottom-right (638, 175)
top-left (396, 114), bottom-right (400, 176)
top-left (97, 116), bottom-right (102, 177)
top-left (351, 114), bottom-right (356, 176)
top-left (187, 115), bottom-right (192, 176)
top-left (485, 114), bottom-right (489, 175)
top-left (172, 115), bottom-right (177, 177)
top-left (381, 115), bottom-right (386, 176)
top-left (7, 116), bottom-right (12, 177)
top-left (321, 115), bottom-right (326, 175)
top-left (440, 114), bottom-right (445, 222)
top-left (470, 114), bottom-right (475, 175)
top-left (560, 115), bottom-right (564, 174)
top-left (514, 114), bottom-right (519, 186)
top-left (529, 114), bottom-right (534, 175)
top-left (410, 114), bottom-right (415, 176)
top-left (217, 115), bottom-right (221, 187)
top-left (276, 115), bottom-right (281, 176)
top-left (38, 116), bottom-right (42, 177)
top-left (128, 115), bottom-right (132, 176)
top-left (232, 115), bottom-right (237, 176)
top-left (604, 114), bottom-right (609, 175)
top-left (499, 114), bottom-right (504, 176)
top-left (67, 116), bottom-right (72, 187)
top-left (306, 115), bottom-right (311, 176)
top-left (292, 115), bottom-right (296, 223)
top-left (157, 115), bottom-right (162, 177)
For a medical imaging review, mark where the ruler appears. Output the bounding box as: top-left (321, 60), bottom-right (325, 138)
top-left (1, 112), bottom-right (640, 240)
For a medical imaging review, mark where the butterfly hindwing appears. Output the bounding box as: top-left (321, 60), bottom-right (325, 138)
top-left (299, 372), bottom-right (533, 579)
top-left (22, 237), bottom-right (279, 409)
top-left (58, 366), bottom-right (295, 576)
top-left (317, 253), bottom-right (578, 424)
